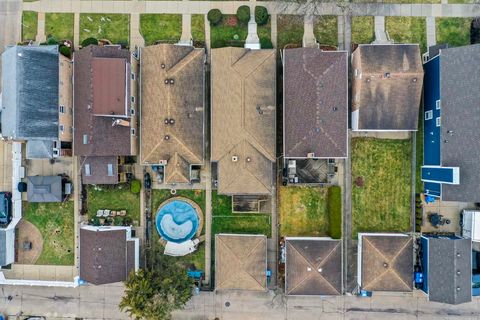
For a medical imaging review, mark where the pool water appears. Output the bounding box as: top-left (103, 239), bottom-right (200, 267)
top-left (155, 199), bottom-right (199, 243)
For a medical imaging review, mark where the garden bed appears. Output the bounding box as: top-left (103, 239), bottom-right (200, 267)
top-left (22, 201), bottom-right (75, 265)
top-left (351, 138), bottom-right (412, 238)
top-left (210, 15), bottom-right (248, 48)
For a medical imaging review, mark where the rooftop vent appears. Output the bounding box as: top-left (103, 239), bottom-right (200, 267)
top-left (164, 118), bottom-right (170, 124)
top-left (169, 79), bottom-right (174, 85)
top-left (307, 267), bottom-right (312, 272)
top-left (332, 107), bottom-right (338, 112)
top-left (232, 156), bottom-right (238, 162)
top-left (383, 262), bottom-right (389, 269)
top-left (384, 72), bottom-right (391, 78)
top-left (412, 78), bottom-right (418, 83)
top-left (161, 63), bottom-right (166, 69)
top-left (169, 119), bottom-right (175, 125)
top-left (164, 79), bottom-right (169, 85)
top-left (164, 135), bottom-right (170, 140)
top-left (317, 268), bottom-right (323, 273)
top-left (246, 157), bottom-right (251, 163)
top-left (366, 78), bottom-right (371, 83)
top-left (307, 152), bottom-right (315, 159)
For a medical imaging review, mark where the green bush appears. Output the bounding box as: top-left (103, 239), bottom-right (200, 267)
top-left (130, 180), bottom-right (141, 194)
top-left (211, 39), bottom-right (226, 48)
top-left (260, 38), bottom-right (273, 49)
top-left (327, 186), bottom-right (342, 239)
top-left (59, 45), bottom-right (72, 58)
top-left (46, 36), bottom-right (59, 45)
top-left (81, 37), bottom-right (98, 48)
top-left (255, 6), bottom-right (269, 26)
top-left (236, 6), bottom-right (251, 24)
top-left (117, 39), bottom-right (129, 49)
top-left (207, 9), bottom-right (222, 26)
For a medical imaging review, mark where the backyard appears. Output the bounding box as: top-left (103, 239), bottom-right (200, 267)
top-left (212, 192), bottom-right (271, 237)
top-left (22, 201), bottom-right (75, 265)
top-left (140, 14), bottom-right (182, 45)
top-left (314, 16), bottom-right (338, 47)
top-left (79, 13), bottom-right (129, 45)
top-left (150, 189), bottom-right (206, 271)
top-left (22, 11), bottom-right (37, 41)
top-left (87, 184), bottom-right (140, 226)
top-left (351, 138), bottom-right (412, 238)
top-left (386, 17), bottom-right (427, 52)
top-left (45, 13), bottom-right (74, 41)
top-left (436, 18), bottom-right (471, 47)
top-left (351, 16), bottom-right (375, 44)
top-left (277, 15), bottom-right (304, 49)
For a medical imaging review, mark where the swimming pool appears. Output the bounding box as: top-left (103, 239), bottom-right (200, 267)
top-left (155, 198), bottom-right (200, 243)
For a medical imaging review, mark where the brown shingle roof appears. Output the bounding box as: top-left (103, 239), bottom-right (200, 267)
top-left (211, 48), bottom-right (276, 195)
top-left (284, 48), bottom-right (348, 158)
top-left (81, 156), bottom-right (118, 185)
top-left (140, 44), bottom-right (205, 184)
top-left (73, 45), bottom-right (133, 157)
top-left (80, 227), bottom-right (136, 285)
top-left (91, 57), bottom-right (128, 116)
top-left (360, 234), bottom-right (413, 292)
top-left (286, 238), bottom-right (342, 295)
top-left (351, 44), bottom-right (424, 131)
top-left (215, 234), bottom-right (267, 291)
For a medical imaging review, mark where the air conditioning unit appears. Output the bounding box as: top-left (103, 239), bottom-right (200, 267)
top-left (53, 148), bottom-right (60, 158)
top-left (307, 152), bottom-right (315, 159)
top-left (159, 160), bottom-right (168, 165)
top-left (232, 156), bottom-right (238, 162)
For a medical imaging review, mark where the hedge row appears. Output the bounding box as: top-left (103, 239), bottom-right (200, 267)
top-left (327, 185), bottom-right (342, 239)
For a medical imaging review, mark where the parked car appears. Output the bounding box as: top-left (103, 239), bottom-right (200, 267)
top-left (0, 192), bottom-right (12, 225)
top-left (144, 172), bottom-right (152, 190)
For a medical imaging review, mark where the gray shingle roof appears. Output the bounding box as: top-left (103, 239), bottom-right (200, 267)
top-left (1, 45), bottom-right (59, 140)
top-left (283, 48), bottom-right (348, 158)
top-left (26, 140), bottom-right (54, 159)
top-left (427, 237), bottom-right (471, 305)
top-left (0, 229), bottom-right (7, 266)
top-left (27, 175), bottom-right (62, 202)
top-left (439, 44), bottom-right (480, 202)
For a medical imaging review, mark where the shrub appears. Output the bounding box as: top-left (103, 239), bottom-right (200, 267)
top-left (260, 38), bottom-right (273, 49)
top-left (46, 36), bottom-right (59, 45)
top-left (59, 45), bottom-right (72, 58)
top-left (130, 180), bottom-right (141, 194)
top-left (327, 186), bottom-right (342, 239)
top-left (207, 9), bottom-right (222, 26)
top-left (211, 39), bottom-right (226, 48)
top-left (255, 6), bottom-right (268, 26)
top-left (117, 39), bottom-right (129, 49)
top-left (471, 18), bottom-right (480, 44)
top-left (236, 6), bottom-right (251, 24)
top-left (81, 37), bottom-right (98, 48)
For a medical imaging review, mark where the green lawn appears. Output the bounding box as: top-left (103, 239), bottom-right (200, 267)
top-left (351, 16), bottom-right (375, 44)
top-left (192, 14), bottom-right (205, 42)
top-left (279, 186), bottom-right (328, 237)
top-left (258, 17), bottom-right (273, 49)
top-left (386, 17), bottom-right (427, 53)
top-left (212, 192), bottom-right (271, 237)
top-left (22, 11), bottom-right (38, 41)
top-left (314, 16), bottom-right (338, 47)
top-left (277, 15), bottom-right (304, 50)
top-left (80, 13), bottom-right (129, 45)
top-left (45, 13), bottom-right (74, 41)
top-left (351, 138), bottom-right (412, 238)
top-left (210, 15), bottom-right (248, 48)
top-left (23, 201), bottom-right (75, 265)
top-left (436, 18), bottom-right (471, 47)
top-left (140, 14), bottom-right (182, 45)
top-left (87, 184), bottom-right (140, 226)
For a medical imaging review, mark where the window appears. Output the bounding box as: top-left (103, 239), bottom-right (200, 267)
top-left (59, 124), bottom-right (64, 133)
top-left (131, 73), bottom-right (135, 80)
top-left (85, 164), bottom-right (91, 176)
top-left (425, 110), bottom-right (433, 121)
top-left (107, 164), bottom-right (114, 176)
top-left (83, 134), bottom-right (88, 144)
top-left (131, 128), bottom-right (136, 136)
top-left (436, 100), bottom-right (441, 110)
top-left (130, 108), bottom-right (135, 116)
top-left (59, 105), bottom-right (65, 113)
top-left (131, 96), bottom-right (135, 103)
top-left (436, 117), bottom-right (441, 127)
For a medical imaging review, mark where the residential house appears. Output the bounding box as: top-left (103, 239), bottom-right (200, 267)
top-left (422, 44), bottom-right (480, 202)
top-left (140, 44), bottom-right (205, 184)
top-left (211, 47), bottom-right (276, 195)
top-left (215, 234), bottom-right (267, 291)
top-left (74, 45), bottom-right (138, 184)
top-left (80, 225), bottom-right (139, 285)
top-left (421, 235), bottom-right (471, 304)
top-left (357, 233), bottom-right (413, 292)
top-left (1, 45), bottom-right (73, 158)
top-left (351, 44), bottom-right (424, 131)
top-left (285, 237), bottom-right (342, 295)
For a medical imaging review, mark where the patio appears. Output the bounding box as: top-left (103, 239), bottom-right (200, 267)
top-left (421, 198), bottom-right (475, 233)
top-left (15, 219), bottom-right (43, 264)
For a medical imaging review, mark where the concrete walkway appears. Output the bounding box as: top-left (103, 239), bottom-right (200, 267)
top-left (373, 16), bottom-right (392, 43)
top-left (35, 12), bottom-right (46, 43)
top-left (179, 14), bottom-right (192, 45)
top-left (302, 14), bottom-right (316, 47)
top-left (426, 16), bottom-right (436, 48)
top-left (270, 13), bottom-right (277, 48)
top-left (22, 1), bottom-right (480, 17)
top-left (73, 12), bottom-right (80, 48)
top-left (130, 13), bottom-right (144, 49)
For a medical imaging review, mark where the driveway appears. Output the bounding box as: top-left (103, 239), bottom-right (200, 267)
top-left (0, 0), bottom-right (22, 91)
